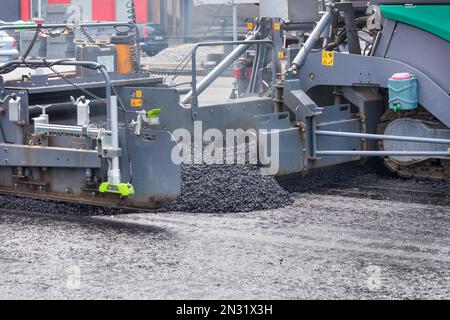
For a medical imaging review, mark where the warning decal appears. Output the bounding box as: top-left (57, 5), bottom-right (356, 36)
top-left (131, 90), bottom-right (142, 98)
top-left (278, 51), bottom-right (284, 59)
top-left (321, 51), bottom-right (334, 66)
top-left (130, 99), bottom-right (143, 107)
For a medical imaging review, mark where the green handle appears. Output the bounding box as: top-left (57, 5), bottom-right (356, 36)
top-left (147, 109), bottom-right (161, 119)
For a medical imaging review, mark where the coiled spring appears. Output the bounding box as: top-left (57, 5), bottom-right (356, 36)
top-left (126, 0), bottom-right (141, 72)
top-left (80, 27), bottom-right (96, 44)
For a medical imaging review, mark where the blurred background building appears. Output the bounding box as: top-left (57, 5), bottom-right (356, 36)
top-left (1, 0), bottom-right (259, 41)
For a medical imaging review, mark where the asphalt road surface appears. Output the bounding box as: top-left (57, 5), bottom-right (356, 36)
top-left (0, 174), bottom-right (449, 299)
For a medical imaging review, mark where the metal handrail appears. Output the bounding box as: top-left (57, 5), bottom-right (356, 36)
top-left (314, 130), bottom-right (450, 157)
top-left (188, 39), bottom-right (276, 119)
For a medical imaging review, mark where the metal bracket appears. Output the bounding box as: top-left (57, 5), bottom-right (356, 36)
top-left (71, 96), bottom-right (91, 127)
top-left (97, 130), bottom-right (122, 159)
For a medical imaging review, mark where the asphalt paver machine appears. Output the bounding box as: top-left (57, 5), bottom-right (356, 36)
top-left (0, 0), bottom-right (448, 209)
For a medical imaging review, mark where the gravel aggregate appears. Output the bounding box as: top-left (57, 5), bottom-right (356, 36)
top-left (164, 164), bottom-right (293, 213)
top-left (163, 143), bottom-right (294, 213)
top-left (144, 43), bottom-right (223, 67)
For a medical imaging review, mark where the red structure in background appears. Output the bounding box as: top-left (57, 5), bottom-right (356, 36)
top-left (20, 0), bottom-right (31, 20)
top-left (92, 0), bottom-right (117, 21)
top-left (134, 0), bottom-right (148, 23)
top-left (19, 0), bottom-right (148, 24)
top-left (91, 0), bottom-right (148, 23)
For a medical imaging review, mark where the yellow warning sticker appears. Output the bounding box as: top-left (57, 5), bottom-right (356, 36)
top-left (321, 51), bottom-right (334, 66)
top-left (132, 90), bottom-right (142, 98)
top-left (130, 99), bottom-right (143, 107)
top-left (247, 22), bottom-right (254, 30)
top-left (274, 23), bottom-right (281, 31)
top-left (277, 51), bottom-right (284, 59)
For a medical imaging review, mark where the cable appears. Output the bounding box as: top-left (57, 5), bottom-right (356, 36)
top-left (310, 27), bottom-right (374, 53)
top-left (22, 26), bottom-right (41, 60)
top-left (47, 67), bottom-right (107, 103)
top-left (344, 28), bottom-right (374, 45)
top-left (363, 42), bottom-right (373, 56)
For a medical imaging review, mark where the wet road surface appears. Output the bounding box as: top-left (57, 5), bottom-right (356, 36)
top-left (0, 176), bottom-right (449, 299)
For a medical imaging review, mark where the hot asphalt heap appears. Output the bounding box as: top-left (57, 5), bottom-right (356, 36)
top-left (164, 163), bottom-right (293, 213)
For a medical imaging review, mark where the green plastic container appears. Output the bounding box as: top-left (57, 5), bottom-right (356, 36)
top-left (388, 73), bottom-right (418, 112)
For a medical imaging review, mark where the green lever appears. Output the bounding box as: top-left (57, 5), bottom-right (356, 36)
top-left (147, 108), bottom-right (161, 119)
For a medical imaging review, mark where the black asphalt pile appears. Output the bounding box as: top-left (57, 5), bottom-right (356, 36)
top-left (0, 194), bottom-right (134, 216)
top-left (163, 141), bottom-right (292, 213)
top-left (164, 163), bottom-right (293, 213)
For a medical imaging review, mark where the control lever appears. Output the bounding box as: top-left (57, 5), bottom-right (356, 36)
top-left (131, 109), bottom-right (161, 136)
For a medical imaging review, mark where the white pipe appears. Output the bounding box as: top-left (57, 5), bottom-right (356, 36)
top-left (108, 96), bottom-right (121, 184)
top-left (38, 0), bottom-right (42, 19)
top-left (232, 3), bottom-right (238, 49)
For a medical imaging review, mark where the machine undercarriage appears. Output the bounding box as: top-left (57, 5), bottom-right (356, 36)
top-left (0, 0), bottom-right (449, 210)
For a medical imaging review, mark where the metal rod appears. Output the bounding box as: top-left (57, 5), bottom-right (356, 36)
top-left (34, 123), bottom-right (108, 137)
top-left (182, 35), bottom-right (258, 105)
top-left (232, 3), bottom-right (238, 49)
top-left (38, 0), bottom-right (42, 19)
top-left (311, 117), bottom-right (318, 158)
top-left (291, 11), bottom-right (332, 70)
top-left (315, 130), bottom-right (450, 145)
top-left (316, 151), bottom-right (450, 157)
